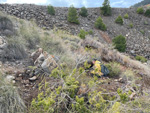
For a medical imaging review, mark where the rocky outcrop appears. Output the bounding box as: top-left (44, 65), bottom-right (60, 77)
top-left (0, 4), bottom-right (150, 59)
top-left (0, 36), bottom-right (27, 62)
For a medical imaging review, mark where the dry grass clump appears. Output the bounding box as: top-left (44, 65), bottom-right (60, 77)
top-left (105, 62), bottom-right (121, 77)
top-left (0, 73), bottom-right (26, 113)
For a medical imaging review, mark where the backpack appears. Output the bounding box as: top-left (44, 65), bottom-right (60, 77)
top-left (101, 64), bottom-right (109, 76)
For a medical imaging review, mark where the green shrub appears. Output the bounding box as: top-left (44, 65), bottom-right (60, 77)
top-left (88, 30), bottom-right (93, 35)
top-left (100, 0), bottom-right (112, 16)
top-left (135, 55), bottom-right (147, 63)
top-left (67, 5), bottom-right (79, 24)
top-left (117, 88), bottom-right (129, 103)
top-left (124, 13), bottom-right (129, 19)
top-left (144, 21), bottom-right (148, 25)
top-left (140, 30), bottom-right (145, 35)
top-left (80, 7), bottom-right (88, 17)
top-left (78, 29), bottom-right (88, 39)
top-left (105, 62), bottom-right (121, 77)
top-left (95, 16), bottom-right (107, 31)
top-left (129, 23), bottom-right (133, 28)
top-left (112, 35), bottom-right (126, 52)
top-left (144, 9), bottom-right (150, 17)
top-left (47, 5), bottom-right (55, 15)
top-left (136, 7), bottom-right (144, 14)
top-left (115, 15), bottom-right (123, 25)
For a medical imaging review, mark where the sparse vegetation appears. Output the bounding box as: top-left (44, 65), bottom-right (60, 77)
top-left (88, 30), bottom-right (93, 35)
top-left (95, 16), bottom-right (107, 31)
top-left (67, 5), bottom-right (79, 24)
top-left (135, 55), bottom-right (147, 63)
top-left (129, 23), bottom-right (133, 28)
top-left (78, 29), bottom-right (88, 39)
top-left (136, 7), bottom-right (144, 14)
top-left (0, 73), bottom-right (26, 113)
top-left (144, 9), bottom-right (150, 17)
top-left (1, 5), bottom-right (150, 113)
top-left (124, 13), bottom-right (129, 19)
top-left (112, 35), bottom-right (126, 52)
top-left (115, 15), bottom-right (123, 25)
top-left (101, 0), bottom-right (112, 16)
top-left (140, 30), bottom-right (145, 35)
top-left (144, 21), bottom-right (148, 25)
top-left (80, 7), bottom-right (88, 17)
top-left (47, 5), bottom-right (55, 15)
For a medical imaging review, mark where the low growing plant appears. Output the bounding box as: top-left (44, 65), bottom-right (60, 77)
top-left (78, 29), bottom-right (88, 39)
top-left (88, 30), bottom-right (93, 35)
top-left (137, 7), bottom-right (144, 14)
top-left (135, 55), bottom-right (147, 63)
top-left (129, 23), bottom-right (133, 28)
top-left (105, 62), bottom-right (121, 77)
top-left (144, 9), bottom-right (150, 17)
top-left (124, 13), bottom-right (129, 19)
top-left (115, 15), bottom-right (123, 25)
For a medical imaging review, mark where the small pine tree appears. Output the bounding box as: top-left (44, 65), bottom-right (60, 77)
top-left (67, 5), bottom-right (79, 24)
top-left (136, 7), bottom-right (144, 14)
top-left (115, 15), bottom-right (123, 25)
top-left (80, 7), bottom-right (88, 17)
top-left (95, 17), bottom-right (107, 31)
top-left (47, 5), bottom-right (55, 15)
top-left (144, 9), bottom-right (150, 17)
top-left (112, 35), bottom-right (126, 52)
top-left (101, 0), bottom-right (112, 16)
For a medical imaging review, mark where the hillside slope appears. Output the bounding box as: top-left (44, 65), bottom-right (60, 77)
top-left (133, 0), bottom-right (150, 7)
top-left (0, 9), bottom-right (150, 113)
top-left (0, 4), bottom-right (150, 59)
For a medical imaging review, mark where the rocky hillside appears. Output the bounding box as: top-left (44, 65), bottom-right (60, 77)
top-left (0, 4), bottom-right (150, 59)
top-left (133, 0), bottom-right (150, 7)
top-left (0, 6), bottom-right (150, 113)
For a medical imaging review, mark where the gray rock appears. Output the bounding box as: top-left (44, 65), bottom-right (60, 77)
top-left (5, 75), bottom-right (15, 82)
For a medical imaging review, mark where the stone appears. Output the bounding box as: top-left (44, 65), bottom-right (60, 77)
top-left (29, 76), bottom-right (37, 81)
top-left (5, 75), bottom-right (15, 82)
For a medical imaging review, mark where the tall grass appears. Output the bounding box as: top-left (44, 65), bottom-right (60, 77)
top-left (0, 73), bottom-right (26, 113)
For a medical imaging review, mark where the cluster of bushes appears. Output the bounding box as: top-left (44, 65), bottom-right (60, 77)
top-left (47, 0), bottom-right (112, 27)
top-left (28, 60), bottom-right (149, 113)
top-left (78, 29), bottom-right (93, 39)
top-left (137, 7), bottom-right (150, 17)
